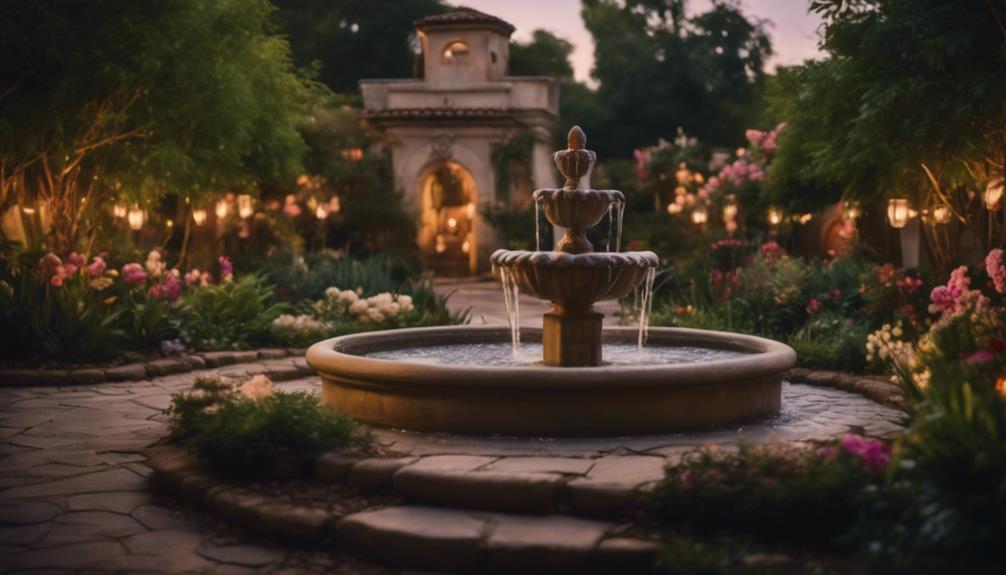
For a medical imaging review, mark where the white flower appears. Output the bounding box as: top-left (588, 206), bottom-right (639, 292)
top-left (366, 308), bottom-right (385, 323)
top-left (145, 250), bottom-right (165, 278)
top-left (325, 287), bottom-right (340, 299)
top-left (349, 300), bottom-right (369, 316)
top-left (240, 374), bottom-right (274, 401)
top-left (338, 290), bottom-right (359, 304)
top-left (397, 295), bottom-right (414, 312)
top-left (368, 292), bottom-right (394, 306)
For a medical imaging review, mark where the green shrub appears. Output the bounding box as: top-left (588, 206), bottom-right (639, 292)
top-left (652, 440), bottom-right (891, 543)
top-left (177, 275), bottom-right (286, 350)
top-left (789, 312), bottom-right (869, 371)
top-left (169, 376), bottom-right (367, 479)
top-left (120, 292), bottom-right (180, 350)
top-left (261, 250), bottom-right (404, 302)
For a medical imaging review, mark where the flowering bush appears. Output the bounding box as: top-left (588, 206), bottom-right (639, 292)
top-left (652, 437), bottom-right (892, 542)
top-left (168, 375), bottom-right (366, 479)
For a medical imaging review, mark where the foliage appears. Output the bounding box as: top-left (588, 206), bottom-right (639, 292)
top-left (652, 439), bottom-right (892, 543)
top-left (1, 0), bottom-right (319, 251)
top-left (177, 275), bottom-right (287, 350)
top-left (272, 0), bottom-right (447, 93)
top-left (789, 312), bottom-right (870, 372)
top-left (297, 100), bottom-right (419, 263)
top-left (767, 0), bottom-right (1006, 252)
top-left (169, 375), bottom-right (366, 479)
top-left (582, 0), bottom-right (772, 157)
top-left (260, 250), bottom-right (405, 303)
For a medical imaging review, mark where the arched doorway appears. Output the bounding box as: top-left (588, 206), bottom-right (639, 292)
top-left (419, 162), bottom-right (478, 276)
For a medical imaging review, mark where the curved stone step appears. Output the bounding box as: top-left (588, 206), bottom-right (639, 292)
top-left (335, 505), bottom-right (658, 574)
top-left (316, 452), bottom-right (671, 519)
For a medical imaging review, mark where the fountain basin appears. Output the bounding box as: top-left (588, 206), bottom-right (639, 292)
top-left (306, 325), bottom-right (796, 436)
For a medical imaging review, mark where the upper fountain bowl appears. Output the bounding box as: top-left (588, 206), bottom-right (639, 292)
top-left (534, 188), bottom-right (624, 233)
top-left (491, 249), bottom-right (658, 306)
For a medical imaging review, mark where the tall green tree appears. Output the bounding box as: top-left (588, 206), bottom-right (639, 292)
top-left (271, 0), bottom-right (448, 93)
top-left (582, 0), bottom-right (772, 157)
top-left (509, 29), bottom-right (609, 147)
top-left (0, 0), bottom-right (319, 251)
top-left (766, 0), bottom-right (1006, 257)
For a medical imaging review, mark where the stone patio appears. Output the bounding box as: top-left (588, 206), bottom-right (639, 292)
top-left (1, 347), bottom-right (903, 573)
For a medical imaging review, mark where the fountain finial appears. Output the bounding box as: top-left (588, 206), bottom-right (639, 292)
top-left (554, 126), bottom-right (596, 190)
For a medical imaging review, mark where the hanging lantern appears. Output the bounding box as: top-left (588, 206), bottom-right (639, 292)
top-left (462, 239), bottom-right (471, 254)
top-left (112, 204), bottom-right (127, 218)
top-left (435, 234), bottom-right (447, 254)
top-left (214, 199), bottom-right (229, 219)
top-left (315, 204), bottom-right (329, 220)
top-left (328, 196), bottom-right (341, 214)
top-left (767, 207), bottom-right (784, 226)
top-left (192, 209), bottom-right (208, 226)
top-left (886, 198), bottom-right (911, 229)
top-left (931, 205), bottom-right (951, 224)
top-left (667, 202), bottom-right (682, 214)
top-left (691, 209), bottom-right (707, 225)
top-left (446, 217), bottom-right (459, 233)
top-left (165, 219), bottom-right (174, 229)
top-left (127, 207), bottom-right (145, 230)
top-left (21, 206), bottom-right (36, 215)
top-left (985, 178), bottom-right (1004, 210)
top-left (237, 194), bottom-right (254, 219)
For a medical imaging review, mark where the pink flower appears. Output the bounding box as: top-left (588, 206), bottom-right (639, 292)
top-left (67, 252), bottom-right (86, 268)
top-left (816, 445), bottom-right (838, 460)
top-left (86, 256), bottom-right (107, 278)
top-left (121, 263), bottom-right (147, 286)
top-left (149, 270), bottom-right (182, 301)
top-left (897, 276), bottom-right (922, 294)
top-left (985, 249), bottom-right (1005, 294)
top-left (806, 298), bottom-right (822, 315)
top-left (633, 149), bottom-right (651, 181)
top-left (841, 434), bottom-right (891, 472)
top-left (184, 268), bottom-right (211, 287)
top-left (39, 253), bottom-right (63, 280)
top-left (745, 129), bottom-right (763, 147)
top-left (928, 265), bottom-right (987, 317)
top-left (964, 350), bottom-right (995, 365)
top-left (282, 202), bottom-right (302, 217)
top-left (218, 256), bottom-right (233, 282)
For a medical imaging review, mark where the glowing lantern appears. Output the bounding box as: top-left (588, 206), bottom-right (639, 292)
top-left (127, 207), bottom-right (145, 230)
top-left (462, 239), bottom-right (471, 254)
top-left (985, 178), bottom-right (1004, 210)
top-left (691, 209), bottom-right (708, 225)
top-left (931, 205), bottom-right (951, 224)
top-left (722, 204), bottom-right (738, 220)
top-left (328, 196), bottom-right (341, 214)
top-left (843, 202), bottom-right (860, 220)
top-left (165, 219), bottom-right (174, 229)
top-left (798, 213), bottom-right (813, 225)
top-left (21, 206), bottom-right (36, 215)
top-left (112, 204), bottom-right (127, 218)
top-left (215, 199), bottom-right (229, 219)
top-left (667, 202), bottom-right (682, 214)
top-left (886, 198), bottom-right (911, 229)
top-left (447, 217), bottom-right (458, 233)
top-left (192, 209), bottom-right (208, 226)
top-left (465, 202), bottom-right (477, 219)
top-left (767, 207), bottom-right (784, 226)
top-left (315, 204), bottom-right (329, 220)
top-left (237, 194), bottom-right (254, 219)
top-left (435, 234), bottom-right (446, 254)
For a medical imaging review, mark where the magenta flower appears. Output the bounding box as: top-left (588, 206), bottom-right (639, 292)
top-left (86, 256), bottom-right (107, 278)
top-left (928, 265), bottom-right (987, 317)
top-left (218, 256), bottom-right (233, 282)
top-left (121, 263), bottom-right (147, 286)
top-left (148, 270), bottom-right (182, 301)
top-left (841, 434), bottom-right (891, 472)
top-left (964, 350), bottom-right (995, 365)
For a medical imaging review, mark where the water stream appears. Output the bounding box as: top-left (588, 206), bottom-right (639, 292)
top-left (498, 265), bottom-right (521, 355)
top-left (534, 198), bottom-right (542, 252)
top-left (637, 267), bottom-right (656, 350)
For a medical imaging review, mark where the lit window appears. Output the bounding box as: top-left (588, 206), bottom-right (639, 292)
top-left (442, 41), bottom-right (469, 63)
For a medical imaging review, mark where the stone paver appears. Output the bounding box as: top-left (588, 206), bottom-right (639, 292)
top-left (0, 360), bottom-right (329, 574)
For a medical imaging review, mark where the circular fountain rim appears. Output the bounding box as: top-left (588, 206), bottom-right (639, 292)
top-left (306, 325), bottom-right (796, 391)
top-left (490, 249), bottom-right (659, 269)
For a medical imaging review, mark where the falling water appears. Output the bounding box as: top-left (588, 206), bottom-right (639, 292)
top-left (498, 266), bottom-right (521, 355)
top-left (616, 199), bottom-right (624, 253)
top-left (534, 199), bottom-right (542, 252)
top-left (605, 203), bottom-right (613, 252)
top-left (605, 199), bottom-right (625, 253)
top-left (637, 267), bottom-right (656, 350)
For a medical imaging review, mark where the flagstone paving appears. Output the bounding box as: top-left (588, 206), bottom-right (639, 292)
top-left (0, 351), bottom-right (904, 573)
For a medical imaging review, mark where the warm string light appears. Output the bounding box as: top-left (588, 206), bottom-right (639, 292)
top-left (192, 209), bottom-right (208, 226)
top-left (315, 204), bottom-right (329, 220)
top-left (237, 194), bottom-right (254, 219)
top-left (215, 199), bottom-right (229, 219)
top-left (112, 204), bottom-right (127, 218)
top-left (767, 207), bottom-right (784, 226)
top-left (931, 205), bottom-right (951, 224)
top-left (691, 209), bottom-right (708, 225)
top-left (127, 207), bottom-right (145, 230)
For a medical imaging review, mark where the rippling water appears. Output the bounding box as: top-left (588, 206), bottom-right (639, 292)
top-left (366, 342), bottom-right (746, 367)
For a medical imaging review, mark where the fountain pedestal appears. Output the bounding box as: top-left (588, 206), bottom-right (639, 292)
top-left (543, 304), bottom-right (603, 366)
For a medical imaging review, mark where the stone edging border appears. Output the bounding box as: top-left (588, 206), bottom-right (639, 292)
top-left (785, 367), bottom-right (907, 411)
top-left (0, 348), bottom-right (308, 387)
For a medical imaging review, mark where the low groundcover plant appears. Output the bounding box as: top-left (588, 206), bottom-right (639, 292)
top-left (168, 375), bottom-right (368, 479)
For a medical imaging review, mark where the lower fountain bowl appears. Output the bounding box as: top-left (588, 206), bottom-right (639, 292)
top-left (306, 326), bottom-right (796, 436)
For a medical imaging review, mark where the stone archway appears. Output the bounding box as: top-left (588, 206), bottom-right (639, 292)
top-left (418, 162), bottom-right (478, 276)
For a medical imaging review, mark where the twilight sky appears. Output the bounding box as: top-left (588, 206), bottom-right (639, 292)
top-left (457, 0), bottom-right (825, 84)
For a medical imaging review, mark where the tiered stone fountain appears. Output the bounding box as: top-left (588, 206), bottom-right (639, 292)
top-left (490, 126), bottom-right (659, 367)
top-left (307, 127), bottom-right (795, 436)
